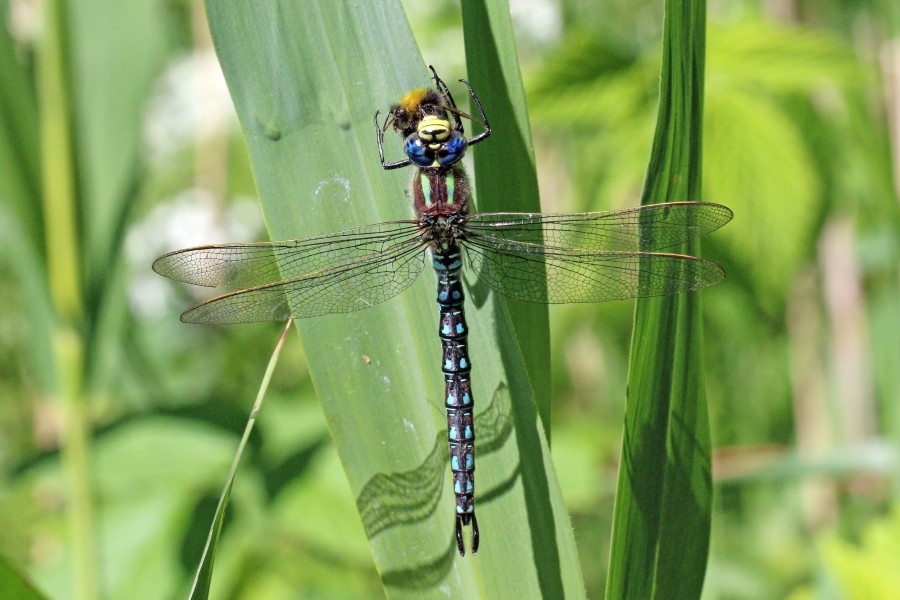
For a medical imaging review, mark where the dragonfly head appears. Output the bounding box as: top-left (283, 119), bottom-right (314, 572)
top-left (404, 115), bottom-right (468, 168)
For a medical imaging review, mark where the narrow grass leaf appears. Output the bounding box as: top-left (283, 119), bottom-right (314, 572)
top-left (606, 0), bottom-right (715, 598)
top-left (189, 320), bottom-right (292, 600)
top-left (0, 22), bottom-right (42, 248)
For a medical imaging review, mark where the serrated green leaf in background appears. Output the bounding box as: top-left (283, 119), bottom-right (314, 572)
top-left (0, 555), bottom-right (49, 600)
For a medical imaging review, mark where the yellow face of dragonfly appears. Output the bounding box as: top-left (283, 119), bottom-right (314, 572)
top-left (417, 114), bottom-right (452, 149)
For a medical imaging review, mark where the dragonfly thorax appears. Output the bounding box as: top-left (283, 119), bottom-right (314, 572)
top-left (412, 165), bottom-right (470, 219)
top-left (420, 214), bottom-right (465, 250)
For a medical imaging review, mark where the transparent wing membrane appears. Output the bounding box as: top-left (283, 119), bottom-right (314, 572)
top-left (463, 202), bottom-right (732, 253)
top-left (463, 239), bottom-right (725, 304)
top-left (153, 202), bottom-right (731, 322)
top-left (152, 221), bottom-right (423, 289)
top-left (179, 237), bottom-right (427, 323)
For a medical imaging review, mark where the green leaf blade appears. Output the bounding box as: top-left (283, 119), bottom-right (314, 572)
top-left (606, 0), bottom-right (715, 598)
top-left (461, 0), bottom-right (552, 439)
top-left (203, 1), bottom-right (582, 597)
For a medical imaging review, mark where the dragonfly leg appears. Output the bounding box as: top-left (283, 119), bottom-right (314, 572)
top-left (457, 78), bottom-right (491, 146)
top-left (373, 109), bottom-right (412, 170)
top-left (428, 65), bottom-right (462, 132)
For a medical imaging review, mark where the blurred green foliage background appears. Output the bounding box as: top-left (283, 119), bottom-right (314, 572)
top-left (1, 0), bottom-right (898, 598)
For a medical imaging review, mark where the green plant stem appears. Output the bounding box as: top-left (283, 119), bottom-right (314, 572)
top-left (37, 1), bottom-right (96, 599)
top-left (56, 328), bottom-right (95, 600)
top-left (189, 320), bottom-right (293, 599)
top-left (38, 2), bottom-right (81, 317)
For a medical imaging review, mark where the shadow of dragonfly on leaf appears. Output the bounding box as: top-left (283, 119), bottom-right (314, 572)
top-left (356, 382), bottom-right (514, 540)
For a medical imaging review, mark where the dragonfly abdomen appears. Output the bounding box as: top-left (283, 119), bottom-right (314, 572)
top-left (433, 241), bottom-right (479, 556)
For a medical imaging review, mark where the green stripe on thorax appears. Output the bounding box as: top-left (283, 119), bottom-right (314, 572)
top-left (420, 172), bottom-right (433, 207)
top-left (446, 170), bottom-right (455, 205)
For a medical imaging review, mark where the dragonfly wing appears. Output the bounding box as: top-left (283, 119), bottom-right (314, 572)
top-left (463, 238), bottom-right (724, 304)
top-left (463, 202), bottom-right (732, 253)
top-left (180, 238), bottom-right (427, 323)
top-left (152, 220), bottom-right (423, 289)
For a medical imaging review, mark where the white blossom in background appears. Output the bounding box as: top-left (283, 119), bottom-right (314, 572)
top-left (9, 0), bottom-right (39, 43)
top-left (143, 49), bottom-right (236, 164)
top-left (510, 0), bottom-right (562, 45)
top-left (134, 46), bottom-right (253, 319)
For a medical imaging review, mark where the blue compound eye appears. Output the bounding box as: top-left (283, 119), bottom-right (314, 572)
top-left (436, 131), bottom-right (468, 166)
top-left (404, 134), bottom-right (434, 167)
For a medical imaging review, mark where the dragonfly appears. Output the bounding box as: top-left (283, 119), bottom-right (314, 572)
top-left (153, 66), bottom-right (732, 556)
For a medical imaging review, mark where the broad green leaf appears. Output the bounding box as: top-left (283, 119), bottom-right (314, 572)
top-left (203, 1), bottom-right (583, 598)
top-left (68, 0), bottom-right (167, 294)
top-left (707, 21), bottom-right (864, 93)
top-left (606, 0), bottom-right (715, 598)
top-left (0, 15), bottom-right (55, 392)
top-left (18, 417), bottom-right (240, 600)
top-left (704, 87), bottom-right (818, 297)
top-left (65, 0), bottom-right (168, 393)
